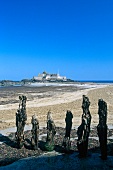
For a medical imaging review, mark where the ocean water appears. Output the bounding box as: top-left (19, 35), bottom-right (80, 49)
top-left (79, 80), bottom-right (113, 84)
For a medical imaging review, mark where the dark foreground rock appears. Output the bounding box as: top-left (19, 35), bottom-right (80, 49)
top-left (0, 127), bottom-right (113, 168)
top-left (0, 152), bottom-right (113, 170)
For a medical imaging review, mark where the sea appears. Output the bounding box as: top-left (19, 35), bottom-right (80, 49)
top-left (79, 80), bottom-right (113, 84)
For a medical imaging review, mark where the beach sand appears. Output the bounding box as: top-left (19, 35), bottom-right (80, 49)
top-left (1, 84), bottom-right (113, 168)
top-left (0, 84), bottom-right (113, 130)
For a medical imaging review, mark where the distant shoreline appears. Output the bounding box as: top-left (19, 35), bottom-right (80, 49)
top-left (0, 82), bottom-right (111, 89)
top-left (0, 80), bottom-right (113, 88)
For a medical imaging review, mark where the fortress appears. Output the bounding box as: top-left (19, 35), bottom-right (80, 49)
top-left (33, 71), bottom-right (67, 82)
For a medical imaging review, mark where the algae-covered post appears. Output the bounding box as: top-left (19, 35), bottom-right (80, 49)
top-left (97, 99), bottom-right (107, 160)
top-left (77, 95), bottom-right (91, 157)
top-left (45, 111), bottom-right (56, 151)
top-left (15, 95), bottom-right (27, 148)
top-left (62, 110), bottom-right (73, 152)
top-left (31, 114), bottom-right (39, 150)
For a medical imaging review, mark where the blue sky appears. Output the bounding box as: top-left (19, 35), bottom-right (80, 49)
top-left (0, 0), bottom-right (113, 81)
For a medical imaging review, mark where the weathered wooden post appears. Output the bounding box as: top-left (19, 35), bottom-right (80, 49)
top-left (62, 110), bottom-right (73, 152)
top-left (15, 95), bottom-right (27, 148)
top-left (31, 115), bottom-right (39, 150)
top-left (97, 99), bottom-right (107, 160)
top-left (45, 111), bottom-right (56, 151)
top-left (77, 95), bottom-right (91, 157)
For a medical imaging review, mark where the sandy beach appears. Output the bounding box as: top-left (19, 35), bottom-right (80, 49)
top-left (1, 83), bottom-right (113, 168)
top-left (0, 83), bottom-right (113, 130)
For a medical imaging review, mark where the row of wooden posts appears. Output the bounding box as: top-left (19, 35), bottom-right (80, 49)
top-left (15, 95), bottom-right (107, 160)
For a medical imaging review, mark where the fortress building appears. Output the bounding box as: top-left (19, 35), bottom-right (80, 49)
top-left (33, 71), bottom-right (67, 82)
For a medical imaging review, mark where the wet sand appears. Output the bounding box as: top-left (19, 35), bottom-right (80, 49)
top-left (0, 84), bottom-right (113, 130)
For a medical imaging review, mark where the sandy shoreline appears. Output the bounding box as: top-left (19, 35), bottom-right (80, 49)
top-left (0, 84), bottom-right (113, 168)
top-left (0, 84), bottom-right (113, 130)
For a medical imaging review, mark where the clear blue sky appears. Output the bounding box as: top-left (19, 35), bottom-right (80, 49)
top-left (0, 0), bottom-right (113, 81)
